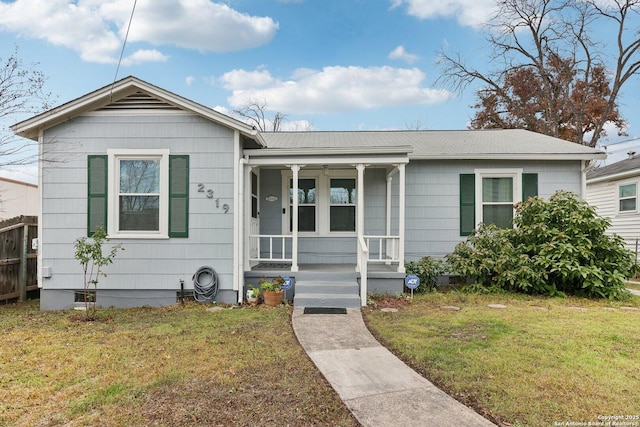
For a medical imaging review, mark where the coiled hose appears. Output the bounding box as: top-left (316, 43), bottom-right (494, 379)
top-left (192, 266), bottom-right (218, 303)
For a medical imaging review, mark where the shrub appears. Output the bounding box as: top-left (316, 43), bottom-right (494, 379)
top-left (405, 256), bottom-right (445, 292)
top-left (446, 191), bottom-right (636, 299)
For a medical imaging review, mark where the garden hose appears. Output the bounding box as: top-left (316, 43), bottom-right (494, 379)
top-left (192, 266), bottom-right (218, 303)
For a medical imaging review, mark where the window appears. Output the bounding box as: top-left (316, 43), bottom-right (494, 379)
top-left (283, 170), bottom-right (357, 235)
top-left (619, 183), bottom-right (637, 212)
top-left (87, 151), bottom-right (189, 238)
top-left (118, 158), bottom-right (161, 231)
top-left (481, 176), bottom-right (514, 228)
top-left (330, 178), bottom-right (356, 232)
top-left (459, 171), bottom-right (538, 236)
top-left (289, 178), bottom-right (317, 232)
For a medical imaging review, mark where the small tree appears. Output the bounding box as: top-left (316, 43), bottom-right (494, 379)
top-left (74, 228), bottom-right (123, 319)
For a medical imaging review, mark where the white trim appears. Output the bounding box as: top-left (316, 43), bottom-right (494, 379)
top-left (474, 168), bottom-right (523, 228)
top-left (616, 180), bottom-right (638, 214)
top-left (107, 149), bottom-right (169, 239)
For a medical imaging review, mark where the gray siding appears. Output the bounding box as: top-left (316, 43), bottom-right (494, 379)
top-left (40, 112), bottom-right (238, 308)
top-left (403, 159), bottom-right (583, 260)
top-left (255, 160), bottom-right (583, 264)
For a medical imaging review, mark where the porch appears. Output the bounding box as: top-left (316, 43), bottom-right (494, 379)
top-left (243, 263), bottom-right (406, 308)
top-left (239, 141), bottom-right (412, 306)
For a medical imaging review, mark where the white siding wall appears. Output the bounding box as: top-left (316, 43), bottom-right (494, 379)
top-left (0, 178), bottom-right (38, 220)
top-left (40, 112), bottom-right (237, 301)
top-left (586, 176), bottom-right (640, 253)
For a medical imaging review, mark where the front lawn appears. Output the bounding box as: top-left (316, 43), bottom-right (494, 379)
top-left (363, 292), bottom-right (640, 427)
top-left (0, 301), bottom-right (357, 426)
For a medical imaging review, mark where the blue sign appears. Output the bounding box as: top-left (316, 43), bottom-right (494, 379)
top-left (405, 274), bottom-right (420, 290)
top-left (281, 276), bottom-right (293, 291)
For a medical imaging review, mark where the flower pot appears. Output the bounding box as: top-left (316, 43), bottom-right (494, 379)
top-left (263, 290), bottom-right (284, 306)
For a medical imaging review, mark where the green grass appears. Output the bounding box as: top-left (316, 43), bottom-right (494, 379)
top-left (363, 292), bottom-right (640, 426)
top-left (0, 301), bottom-right (357, 426)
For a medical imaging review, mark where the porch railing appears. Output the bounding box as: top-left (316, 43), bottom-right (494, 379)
top-left (363, 235), bottom-right (400, 264)
top-left (248, 234), bottom-right (293, 262)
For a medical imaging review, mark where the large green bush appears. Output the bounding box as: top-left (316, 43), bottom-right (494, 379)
top-left (446, 191), bottom-right (636, 299)
top-left (405, 256), bottom-right (445, 292)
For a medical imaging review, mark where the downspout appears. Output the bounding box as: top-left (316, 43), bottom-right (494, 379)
top-left (582, 160), bottom-right (597, 200)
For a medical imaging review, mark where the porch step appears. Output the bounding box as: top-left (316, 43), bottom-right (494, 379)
top-left (294, 280), bottom-right (361, 309)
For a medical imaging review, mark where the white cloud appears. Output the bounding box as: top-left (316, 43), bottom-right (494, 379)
top-left (0, 0), bottom-right (278, 64)
top-left (220, 65), bottom-right (453, 114)
top-left (390, 0), bottom-right (496, 28)
top-left (388, 45), bottom-right (419, 64)
top-left (185, 76), bottom-right (196, 86)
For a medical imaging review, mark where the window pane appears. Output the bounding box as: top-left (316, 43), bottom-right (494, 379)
top-left (482, 177), bottom-right (513, 202)
top-left (290, 206), bottom-right (316, 232)
top-left (620, 198), bottom-right (636, 212)
top-left (330, 179), bottom-right (356, 204)
top-left (620, 184), bottom-right (636, 198)
top-left (119, 196), bottom-right (159, 231)
top-left (483, 205), bottom-right (513, 228)
top-left (120, 160), bottom-right (160, 194)
top-left (289, 179), bottom-right (316, 204)
top-left (330, 206), bottom-right (355, 231)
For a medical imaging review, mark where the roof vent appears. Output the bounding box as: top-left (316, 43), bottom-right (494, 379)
top-left (628, 151), bottom-right (636, 159)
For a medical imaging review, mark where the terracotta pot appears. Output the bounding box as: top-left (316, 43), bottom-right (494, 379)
top-left (263, 290), bottom-right (284, 306)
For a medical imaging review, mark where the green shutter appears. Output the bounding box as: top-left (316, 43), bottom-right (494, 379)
top-left (87, 155), bottom-right (108, 236)
top-left (169, 155), bottom-right (189, 237)
top-left (460, 174), bottom-right (475, 236)
top-left (522, 173), bottom-right (538, 200)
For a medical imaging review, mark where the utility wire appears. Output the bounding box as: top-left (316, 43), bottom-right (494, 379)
top-left (110, 0), bottom-right (138, 100)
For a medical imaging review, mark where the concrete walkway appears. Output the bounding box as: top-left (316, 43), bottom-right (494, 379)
top-left (292, 308), bottom-right (496, 427)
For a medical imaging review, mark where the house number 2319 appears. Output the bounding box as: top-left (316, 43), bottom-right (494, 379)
top-left (197, 183), bottom-right (229, 213)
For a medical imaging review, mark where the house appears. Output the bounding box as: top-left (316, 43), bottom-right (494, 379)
top-left (586, 153), bottom-right (640, 254)
top-left (0, 177), bottom-right (38, 220)
top-left (11, 76), bottom-right (605, 311)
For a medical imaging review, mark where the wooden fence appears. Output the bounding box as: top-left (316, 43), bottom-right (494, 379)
top-left (0, 216), bottom-right (38, 302)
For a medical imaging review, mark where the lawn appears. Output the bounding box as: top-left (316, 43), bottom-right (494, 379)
top-left (0, 301), bottom-right (358, 427)
top-left (363, 291), bottom-right (640, 427)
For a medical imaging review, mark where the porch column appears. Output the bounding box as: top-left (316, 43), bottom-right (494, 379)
top-left (243, 164), bottom-right (253, 271)
top-left (290, 165), bottom-right (300, 272)
top-left (385, 171), bottom-right (393, 265)
top-left (356, 163), bottom-right (366, 241)
top-left (397, 163), bottom-right (406, 273)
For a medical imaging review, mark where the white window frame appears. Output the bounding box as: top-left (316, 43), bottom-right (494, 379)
top-left (107, 149), bottom-right (170, 239)
top-left (282, 169), bottom-right (357, 237)
top-left (617, 181), bottom-right (638, 214)
top-left (475, 169), bottom-right (523, 228)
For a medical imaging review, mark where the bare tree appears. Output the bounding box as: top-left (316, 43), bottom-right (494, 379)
top-left (1, 46), bottom-right (54, 166)
top-left (233, 98), bottom-right (287, 132)
top-left (438, 0), bottom-right (640, 147)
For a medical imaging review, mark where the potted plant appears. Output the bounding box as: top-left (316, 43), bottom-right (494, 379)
top-left (246, 286), bottom-right (260, 305)
top-left (260, 276), bottom-right (284, 306)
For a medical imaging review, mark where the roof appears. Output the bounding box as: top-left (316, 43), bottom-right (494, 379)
top-left (587, 155), bottom-right (640, 183)
top-left (259, 129), bottom-right (605, 161)
top-left (11, 76), bottom-right (264, 145)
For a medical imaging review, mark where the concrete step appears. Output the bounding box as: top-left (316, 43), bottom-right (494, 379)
top-left (294, 280), bottom-right (361, 308)
top-left (295, 280), bottom-right (359, 294)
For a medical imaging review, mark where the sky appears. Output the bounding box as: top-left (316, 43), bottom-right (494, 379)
top-left (0, 0), bottom-right (639, 184)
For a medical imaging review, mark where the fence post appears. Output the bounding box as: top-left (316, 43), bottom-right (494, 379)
top-left (19, 224), bottom-right (28, 302)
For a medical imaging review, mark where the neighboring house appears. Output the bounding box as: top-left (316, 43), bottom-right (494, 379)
top-left (586, 153), bottom-right (640, 254)
top-left (0, 177), bottom-right (38, 221)
top-left (11, 76), bottom-right (604, 310)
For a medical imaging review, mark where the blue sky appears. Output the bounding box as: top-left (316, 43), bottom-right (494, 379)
top-left (1, 0), bottom-right (639, 183)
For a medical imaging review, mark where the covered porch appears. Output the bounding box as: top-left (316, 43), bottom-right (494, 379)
top-left (239, 144), bottom-right (411, 306)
